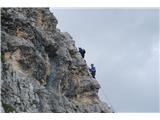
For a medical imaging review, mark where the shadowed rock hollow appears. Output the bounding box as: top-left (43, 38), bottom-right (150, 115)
top-left (1, 8), bottom-right (113, 113)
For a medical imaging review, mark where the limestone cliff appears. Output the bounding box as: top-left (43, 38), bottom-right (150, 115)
top-left (1, 8), bottom-right (112, 113)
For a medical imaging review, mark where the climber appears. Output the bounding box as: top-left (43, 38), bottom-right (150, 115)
top-left (89, 64), bottom-right (96, 78)
top-left (79, 47), bottom-right (86, 58)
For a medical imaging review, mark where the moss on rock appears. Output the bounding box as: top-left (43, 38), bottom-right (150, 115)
top-left (2, 102), bottom-right (15, 113)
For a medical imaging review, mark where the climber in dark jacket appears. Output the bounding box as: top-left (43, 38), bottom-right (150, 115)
top-left (79, 47), bottom-right (86, 58)
top-left (89, 64), bottom-right (96, 78)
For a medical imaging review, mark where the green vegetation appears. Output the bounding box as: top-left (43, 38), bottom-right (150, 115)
top-left (0, 53), bottom-right (4, 61)
top-left (2, 102), bottom-right (15, 113)
top-left (30, 100), bottom-right (38, 106)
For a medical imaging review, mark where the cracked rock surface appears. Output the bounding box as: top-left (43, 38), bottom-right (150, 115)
top-left (1, 8), bottom-right (113, 113)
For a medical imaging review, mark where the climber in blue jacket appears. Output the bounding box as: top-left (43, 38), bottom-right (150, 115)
top-left (89, 64), bottom-right (96, 78)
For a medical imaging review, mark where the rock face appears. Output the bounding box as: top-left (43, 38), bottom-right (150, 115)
top-left (1, 8), bottom-right (112, 113)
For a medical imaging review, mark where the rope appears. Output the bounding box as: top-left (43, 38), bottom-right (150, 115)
top-left (81, 60), bottom-right (116, 112)
top-left (100, 87), bottom-right (116, 113)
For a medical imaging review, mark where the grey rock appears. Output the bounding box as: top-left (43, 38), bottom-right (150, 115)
top-left (1, 8), bottom-right (113, 113)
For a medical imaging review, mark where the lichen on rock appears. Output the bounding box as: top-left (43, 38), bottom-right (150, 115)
top-left (1, 8), bottom-right (113, 113)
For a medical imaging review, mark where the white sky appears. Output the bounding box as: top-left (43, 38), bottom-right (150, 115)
top-left (50, 8), bottom-right (159, 112)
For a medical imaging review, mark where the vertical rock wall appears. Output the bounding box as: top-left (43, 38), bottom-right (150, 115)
top-left (1, 8), bottom-right (112, 113)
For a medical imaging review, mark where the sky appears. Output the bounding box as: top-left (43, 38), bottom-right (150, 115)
top-left (50, 8), bottom-right (159, 112)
